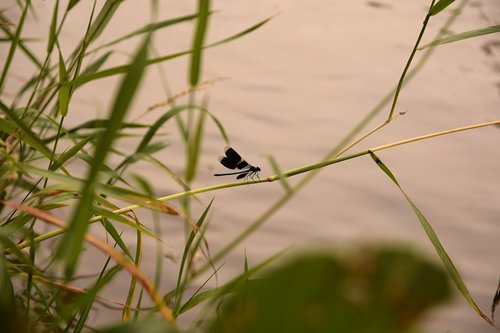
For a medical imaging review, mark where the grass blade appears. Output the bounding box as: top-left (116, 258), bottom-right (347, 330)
top-left (0, 12), bottom-right (43, 69)
top-left (368, 151), bottom-right (496, 328)
top-left (267, 155), bottom-right (291, 192)
top-left (492, 277), bottom-right (500, 321)
top-left (87, 13), bottom-right (202, 55)
top-left (0, 247), bottom-right (17, 333)
top-left (79, 51), bottom-right (112, 77)
top-left (84, 0), bottom-right (123, 45)
top-left (73, 17), bottom-right (272, 87)
top-left (0, 102), bottom-right (53, 158)
top-left (180, 249), bottom-right (284, 315)
top-left (55, 33), bottom-right (151, 279)
top-left (430, 0), bottom-right (455, 16)
top-left (0, 0), bottom-right (30, 94)
top-left (190, 0), bottom-right (210, 86)
top-left (67, 0), bottom-right (82, 11)
top-left (47, 0), bottom-right (59, 53)
top-left (73, 264), bottom-right (122, 333)
top-left (57, 49), bottom-right (70, 117)
top-left (186, 106), bottom-right (206, 182)
top-left (49, 136), bottom-right (92, 171)
top-left (173, 198), bottom-right (214, 316)
top-left (419, 25), bottom-right (500, 50)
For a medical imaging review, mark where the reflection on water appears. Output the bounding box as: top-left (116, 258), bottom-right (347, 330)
top-left (4, 0), bottom-right (500, 332)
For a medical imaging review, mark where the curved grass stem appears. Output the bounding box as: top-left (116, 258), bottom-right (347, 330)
top-left (15, 119), bottom-right (500, 251)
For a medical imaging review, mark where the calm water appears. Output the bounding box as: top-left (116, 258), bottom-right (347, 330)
top-left (3, 0), bottom-right (500, 332)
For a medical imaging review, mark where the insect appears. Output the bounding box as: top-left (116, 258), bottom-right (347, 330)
top-left (214, 146), bottom-right (261, 180)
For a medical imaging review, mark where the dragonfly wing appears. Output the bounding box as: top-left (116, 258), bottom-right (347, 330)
top-left (219, 155), bottom-right (238, 169)
top-left (236, 160), bottom-right (249, 169)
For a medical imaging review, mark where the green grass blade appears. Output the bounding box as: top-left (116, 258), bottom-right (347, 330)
top-left (94, 207), bottom-right (158, 241)
top-left (72, 264), bottom-right (122, 333)
top-left (173, 198), bottom-right (214, 316)
top-left (123, 217), bottom-right (142, 322)
top-left (113, 104), bottom-right (227, 176)
top-left (79, 51), bottom-right (112, 77)
top-left (73, 17), bottom-right (272, 88)
top-left (430, 0), bottom-right (455, 16)
top-left (180, 249), bottom-right (284, 315)
top-left (419, 25), bottom-right (500, 50)
top-left (57, 49), bottom-right (70, 117)
top-left (84, 0), bottom-right (123, 45)
top-left (47, 0), bottom-right (59, 53)
top-left (0, 12), bottom-right (43, 69)
top-left (368, 151), bottom-right (495, 327)
top-left (267, 155), bottom-right (291, 192)
top-left (190, 0), bottom-right (210, 86)
top-left (0, 102), bottom-right (53, 158)
top-left (186, 107), bottom-right (206, 182)
top-left (88, 13), bottom-right (202, 55)
top-left (49, 136), bottom-right (92, 171)
top-left (492, 278), bottom-right (500, 321)
top-left (54, 33), bottom-right (151, 279)
top-left (0, 247), bottom-right (17, 333)
top-left (67, 0), bottom-right (82, 11)
top-left (0, 0), bottom-right (30, 94)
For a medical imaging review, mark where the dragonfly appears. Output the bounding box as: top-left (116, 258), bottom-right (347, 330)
top-left (214, 146), bottom-right (261, 180)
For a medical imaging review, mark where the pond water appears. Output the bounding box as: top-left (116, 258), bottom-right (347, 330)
top-left (3, 0), bottom-right (500, 332)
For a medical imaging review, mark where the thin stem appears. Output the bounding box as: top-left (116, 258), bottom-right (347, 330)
top-left (14, 119), bottom-right (500, 251)
top-left (387, 0), bottom-right (436, 120)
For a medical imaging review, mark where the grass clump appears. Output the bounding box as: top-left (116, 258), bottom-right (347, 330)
top-left (1, 0), bottom-right (499, 332)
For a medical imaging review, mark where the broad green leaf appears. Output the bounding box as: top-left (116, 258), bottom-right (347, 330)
top-left (55, 32), bottom-right (151, 279)
top-left (430, 0), bottom-right (455, 16)
top-left (208, 249), bottom-right (450, 333)
top-left (0, 117), bottom-right (17, 135)
top-left (419, 25), bottom-right (500, 50)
